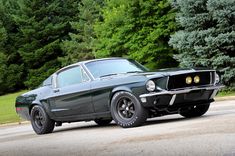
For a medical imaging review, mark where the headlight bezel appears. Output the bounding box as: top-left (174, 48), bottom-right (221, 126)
top-left (146, 80), bottom-right (156, 92)
top-left (215, 72), bottom-right (220, 84)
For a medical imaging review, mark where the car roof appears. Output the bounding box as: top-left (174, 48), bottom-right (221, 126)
top-left (80, 57), bottom-right (127, 64)
top-left (55, 57), bottom-right (127, 74)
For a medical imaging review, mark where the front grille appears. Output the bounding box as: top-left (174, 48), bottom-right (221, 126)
top-left (167, 72), bottom-right (212, 90)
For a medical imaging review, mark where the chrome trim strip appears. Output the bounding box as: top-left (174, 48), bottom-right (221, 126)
top-left (51, 109), bottom-right (70, 112)
top-left (166, 76), bottom-right (169, 90)
top-left (210, 72), bottom-right (212, 85)
top-left (213, 72), bottom-right (217, 85)
top-left (80, 65), bottom-right (92, 82)
top-left (210, 89), bottom-right (219, 99)
top-left (139, 85), bottom-right (225, 98)
top-left (81, 62), bottom-right (96, 80)
top-left (52, 74), bottom-right (57, 88)
top-left (169, 94), bottom-right (176, 105)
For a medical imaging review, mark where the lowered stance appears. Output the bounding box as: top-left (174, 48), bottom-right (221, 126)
top-left (16, 58), bottom-right (223, 134)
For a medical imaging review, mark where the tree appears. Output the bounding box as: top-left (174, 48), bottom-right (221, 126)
top-left (169, 0), bottom-right (235, 89)
top-left (94, 0), bottom-right (178, 69)
top-left (0, 0), bottom-right (24, 95)
top-left (13, 0), bottom-right (80, 88)
top-left (61, 0), bottom-right (103, 66)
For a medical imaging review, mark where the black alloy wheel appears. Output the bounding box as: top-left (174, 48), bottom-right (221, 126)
top-left (33, 109), bottom-right (45, 129)
top-left (111, 91), bottom-right (148, 128)
top-left (117, 97), bottom-right (135, 120)
top-left (31, 105), bottom-right (55, 135)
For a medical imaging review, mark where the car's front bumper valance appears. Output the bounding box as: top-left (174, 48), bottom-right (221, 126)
top-left (139, 84), bottom-right (224, 107)
top-left (139, 84), bottom-right (224, 98)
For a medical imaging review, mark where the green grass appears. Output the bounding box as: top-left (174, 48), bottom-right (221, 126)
top-left (217, 90), bottom-right (235, 97)
top-left (0, 90), bottom-right (28, 124)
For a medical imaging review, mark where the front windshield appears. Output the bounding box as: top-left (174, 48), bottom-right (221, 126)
top-left (85, 59), bottom-right (149, 78)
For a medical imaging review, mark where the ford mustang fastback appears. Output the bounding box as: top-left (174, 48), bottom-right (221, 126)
top-left (15, 58), bottom-right (224, 134)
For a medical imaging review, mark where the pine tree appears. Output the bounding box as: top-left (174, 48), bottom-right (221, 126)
top-left (13, 0), bottom-right (80, 88)
top-left (94, 0), bottom-right (178, 69)
top-left (61, 0), bottom-right (103, 66)
top-left (169, 0), bottom-right (235, 89)
top-left (0, 0), bottom-right (24, 95)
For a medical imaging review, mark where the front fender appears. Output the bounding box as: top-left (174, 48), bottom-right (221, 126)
top-left (109, 82), bottom-right (148, 106)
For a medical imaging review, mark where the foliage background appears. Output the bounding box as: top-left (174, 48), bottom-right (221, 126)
top-left (169, 0), bottom-right (235, 90)
top-left (0, 0), bottom-right (234, 95)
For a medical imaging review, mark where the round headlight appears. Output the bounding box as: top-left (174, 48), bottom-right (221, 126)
top-left (146, 80), bottom-right (155, 92)
top-left (186, 76), bottom-right (192, 84)
top-left (215, 73), bottom-right (220, 84)
top-left (194, 75), bottom-right (200, 83)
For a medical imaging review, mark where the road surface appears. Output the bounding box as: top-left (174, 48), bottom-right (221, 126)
top-left (0, 100), bottom-right (235, 156)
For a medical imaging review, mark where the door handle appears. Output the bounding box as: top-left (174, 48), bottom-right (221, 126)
top-left (53, 89), bottom-right (60, 93)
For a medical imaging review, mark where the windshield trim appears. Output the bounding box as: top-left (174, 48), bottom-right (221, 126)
top-left (84, 58), bottom-right (148, 79)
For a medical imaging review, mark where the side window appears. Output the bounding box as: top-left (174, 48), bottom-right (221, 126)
top-left (57, 66), bottom-right (86, 88)
top-left (43, 76), bottom-right (52, 86)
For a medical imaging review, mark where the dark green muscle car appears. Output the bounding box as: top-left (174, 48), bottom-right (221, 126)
top-left (15, 58), bottom-right (224, 134)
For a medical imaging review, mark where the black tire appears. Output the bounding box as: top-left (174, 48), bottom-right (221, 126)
top-left (179, 103), bottom-right (210, 118)
top-left (111, 91), bottom-right (148, 128)
top-left (94, 119), bottom-right (112, 126)
top-left (30, 105), bottom-right (55, 135)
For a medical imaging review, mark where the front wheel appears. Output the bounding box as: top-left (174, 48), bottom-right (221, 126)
top-left (30, 105), bottom-right (55, 135)
top-left (179, 103), bottom-right (210, 118)
top-left (111, 91), bottom-right (148, 128)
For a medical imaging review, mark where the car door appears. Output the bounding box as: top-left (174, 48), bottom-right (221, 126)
top-left (49, 65), bottom-right (93, 117)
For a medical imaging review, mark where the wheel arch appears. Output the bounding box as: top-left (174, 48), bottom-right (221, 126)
top-left (109, 86), bottom-right (132, 105)
top-left (29, 102), bottom-right (43, 114)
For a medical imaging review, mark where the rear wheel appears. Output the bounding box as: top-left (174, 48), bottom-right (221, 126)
top-left (111, 91), bottom-right (148, 128)
top-left (179, 103), bottom-right (210, 118)
top-left (94, 119), bottom-right (112, 126)
top-left (30, 105), bottom-right (55, 135)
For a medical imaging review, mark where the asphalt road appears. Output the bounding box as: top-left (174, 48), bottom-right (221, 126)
top-left (0, 100), bottom-right (235, 156)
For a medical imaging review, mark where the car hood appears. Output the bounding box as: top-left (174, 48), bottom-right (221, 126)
top-left (148, 67), bottom-right (214, 77)
top-left (102, 68), bottom-right (215, 80)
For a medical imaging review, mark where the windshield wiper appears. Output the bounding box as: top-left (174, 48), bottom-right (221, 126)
top-left (99, 73), bottom-right (118, 78)
top-left (126, 71), bottom-right (143, 73)
top-left (100, 71), bottom-right (142, 78)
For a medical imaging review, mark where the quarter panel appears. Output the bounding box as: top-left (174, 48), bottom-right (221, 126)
top-left (15, 86), bottom-right (54, 120)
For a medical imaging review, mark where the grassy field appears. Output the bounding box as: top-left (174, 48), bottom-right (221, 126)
top-left (0, 89), bottom-right (234, 125)
top-left (0, 90), bottom-right (27, 124)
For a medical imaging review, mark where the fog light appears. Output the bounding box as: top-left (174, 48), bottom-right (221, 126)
top-left (141, 97), bottom-right (147, 103)
top-left (186, 76), bottom-right (192, 84)
top-left (194, 75), bottom-right (200, 83)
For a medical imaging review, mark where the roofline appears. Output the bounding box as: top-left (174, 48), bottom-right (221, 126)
top-left (55, 57), bottom-right (127, 74)
top-left (80, 57), bottom-right (126, 64)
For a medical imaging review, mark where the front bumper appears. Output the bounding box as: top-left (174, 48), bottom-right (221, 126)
top-left (139, 84), bottom-right (224, 108)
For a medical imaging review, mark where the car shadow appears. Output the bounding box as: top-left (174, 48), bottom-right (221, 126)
top-left (145, 111), bottom-right (231, 126)
top-left (144, 116), bottom-right (187, 126)
top-left (53, 123), bottom-right (117, 133)
top-left (53, 115), bottom-right (212, 134)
